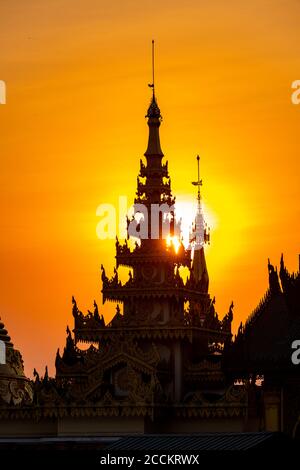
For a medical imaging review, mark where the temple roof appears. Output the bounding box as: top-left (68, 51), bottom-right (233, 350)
top-left (225, 256), bottom-right (300, 373)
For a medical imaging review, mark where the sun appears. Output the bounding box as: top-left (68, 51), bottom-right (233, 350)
top-left (166, 235), bottom-right (181, 254)
top-left (175, 195), bottom-right (216, 249)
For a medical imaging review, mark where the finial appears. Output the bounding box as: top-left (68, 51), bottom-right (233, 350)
top-left (44, 366), bottom-right (49, 382)
top-left (146, 40), bottom-right (161, 119)
top-left (33, 368), bottom-right (40, 382)
top-left (148, 40), bottom-right (155, 95)
top-left (192, 155), bottom-right (203, 203)
top-left (72, 296), bottom-right (78, 317)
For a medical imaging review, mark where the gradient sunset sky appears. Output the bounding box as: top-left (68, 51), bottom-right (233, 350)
top-left (0, 0), bottom-right (299, 375)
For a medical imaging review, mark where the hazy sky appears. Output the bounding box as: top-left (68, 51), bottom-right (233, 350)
top-left (0, 0), bottom-right (299, 375)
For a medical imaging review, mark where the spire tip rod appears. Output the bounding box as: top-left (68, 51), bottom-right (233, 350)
top-left (147, 40), bottom-right (156, 96)
top-left (191, 155), bottom-right (202, 204)
top-left (152, 40), bottom-right (155, 94)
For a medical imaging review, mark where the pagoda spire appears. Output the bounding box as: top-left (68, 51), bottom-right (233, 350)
top-left (190, 156), bottom-right (209, 292)
top-left (190, 156), bottom-right (210, 250)
top-left (145, 40), bottom-right (163, 157)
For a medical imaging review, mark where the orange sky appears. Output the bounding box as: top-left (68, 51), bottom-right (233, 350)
top-left (0, 0), bottom-right (299, 376)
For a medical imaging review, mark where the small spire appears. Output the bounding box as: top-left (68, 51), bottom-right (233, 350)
top-left (190, 155), bottom-right (210, 248)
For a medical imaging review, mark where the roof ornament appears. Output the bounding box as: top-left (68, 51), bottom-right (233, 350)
top-left (72, 296), bottom-right (78, 318)
top-left (192, 155), bottom-right (203, 205)
top-left (146, 40), bottom-right (161, 119)
top-left (189, 155), bottom-right (210, 248)
top-left (148, 39), bottom-right (155, 95)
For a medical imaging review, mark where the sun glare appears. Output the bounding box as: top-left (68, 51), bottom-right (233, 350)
top-left (175, 196), bottom-right (216, 249)
top-left (166, 235), bottom-right (181, 253)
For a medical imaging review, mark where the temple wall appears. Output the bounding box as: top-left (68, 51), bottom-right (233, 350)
top-left (173, 340), bottom-right (182, 401)
top-left (0, 416), bottom-right (249, 437)
top-left (0, 417), bottom-right (146, 437)
top-left (0, 419), bottom-right (57, 437)
top-left (57, 417), bottom-right (146, 436)
top-left (146, 417), bottom-right (247, 433)
top-left (264, 391), bottom-right (281, 432)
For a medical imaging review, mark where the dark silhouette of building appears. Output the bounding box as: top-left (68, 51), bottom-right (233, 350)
top-left (0, 85), bottom-right (299, 441)
top-left (225, 255), bottom-right (300, 435)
